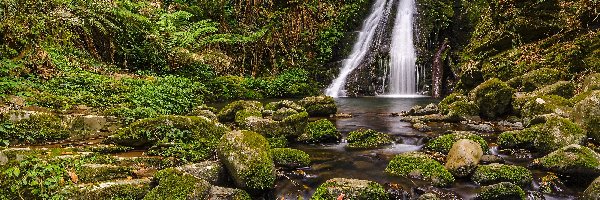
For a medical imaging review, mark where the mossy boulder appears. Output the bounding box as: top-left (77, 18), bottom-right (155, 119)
top-left (216, 130), bottom-right (276, 191)
top-left (445, 139), bottom-right (483, 177)
top-left (512, 94), bottom-right (572, 118)
top-left (234, 109), bottom-right (262, 126)
top-left (386, 152), bottom-right (455, 187)
top-left (265, 100), bottom-right (305, 112)
top-left (475, 182), bottom-right (526, 200)
top-left (572, 91), bottom-right (600, 142)
top-left (534, 81), bottom-right (576, 98)
top-left (76, 164), bottom-right (134, 183)
top-left (469, 78), bottom-right (516, 118)
top-left (456, 66), bottom-right (485, 92)
top-left (271, 148), bottom-right (310, 168)
top-left (71, 179), bottom-right (151, 200)
top-left (346, 129), bottom-right (393, 149)
top-left (217, 100), bottom-right (263, 122)
top-left (176, 161), bottom-right (226, 185)
top-left (408, 104), bottom-right (439, 116)
top-left (311, 178), bottom-right (388, 200)
top-left (238, 116), bottom-right (281, 137)
top-left (582, 176), bottom-right (600, 200)
top-left (298, 119), bottom-right (341, 143)
top-left (0, 111), bottom-right (70, 144)
top-left (497, 116), bottom-right (585, 153)
top-left (189, 105), bottom-right (218, 121)
top-left (471, 163), bottom-right (533, 187)
top-left (507, 68), bottom-right (562, 92)
top-left (279, 111), bottom-right (309, 137)
top-left (533, 144), bottom-right (600, 176)
top-left (582, 73), bottom-right (600, 92)
top-left (144, 168), bottom-right (211, 200)
top-left (298, 95), bottom-right (337, 117)
top-left (447, 100), bottom-right (479, 117)
top-left (206, 186), bottom-right (251, 200)
top-left (438, 93), bottom-right (468, 114)
top-left (426, 131), bottom-right (488, 154)
top-left (272, 107), bottom-right (298, 121)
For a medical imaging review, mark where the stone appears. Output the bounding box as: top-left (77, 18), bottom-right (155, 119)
top-left (386, 152), bottom-right (455, 187)
top-left (311, 178), bottom-right (388, 199)
top-left (272, 107), bottom-right (298, 121)
top-left (572, 91), bottom-right (600, 142)
top-left (445, 139), bottom-right (484, 177)
top-left (479, 155), bottom-right (504, 164)
top-left (346, 129), bottom-right (393, 149)
top-left (298, 95), bottom-right (337, 117)
top-left (533, 144), bottom-right (600, 177)
top-left (176, 161), bottom-right (226, 185)
top-left (475, 182), bottom-right (526, 200)
top-left (298, 119), bottom-right (340, 143)
top-left (426, 131), bottom-right (488, 154)
top-left (582, 176), bottom-right (600, 200)
top-left (71, 178), bottom-right (151, 200)
top-left (143, 168), bottom-right (212, 200)
top-left (497, 116), bottom-right (585, 153)
top-left (533, 81), bottom-right (575, 98)
top-left (271, 148), bottom-right (310, 168)
top-left (205, 186), bottom-right (251, 200)
top-left (216, 100), bottom-right (262, 123)
top-left (471, 163), bottom-right (533, 187)
top-left (469, 78), bottom-right (516, 118)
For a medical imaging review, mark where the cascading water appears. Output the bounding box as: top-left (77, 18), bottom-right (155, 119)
top-left (324, 0), bottom-right (393, 97)
top-left (325, 0), bottom-right (419, 97)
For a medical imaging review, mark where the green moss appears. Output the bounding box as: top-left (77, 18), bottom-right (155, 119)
top-left (298, 119), bottom-right (340, 143)
top-left (515, 95), bottom-right (572, 118)
top-left (298, 96), bottom-right (337, 117)
top-left (217, 100), bottom-right (263, 122)
top-left (234, 109), bottom-right (262, 125)
top-left (265, 100), bottom-right (305, 112)
top-left (534, 81), bottom-right (575, 98)
top-left (311, 178), bottom-right (388, 200)
top-left (476, 182), bottom-right (526, 200)
top-left (447, 100), bottom-right (479, 117)
top-left (144, 168), bottom-right (210, 200)
top-left (385, 152), bottom-right (455, 187)
top-left (582, 73), bottom-right (600, 92)
top-left (534, 144), bottom-right (600, 175)
top-left (472, 164), bottom-right (533, 187)
top-left (572, 91), bottom-right (600, 142)
top-left (73, 181), bottom-right (150, 200)
top-left (497, 129), bottom-right (536, 149)
top-left (271, 148), bottom-right (310, 168)
top-left (346, 129), bottom-right (393, 149)
top-left (426, 131), bottom-right (488, 154)
top-left (507, 68), bottom-right (562, 92)
top-left (1, 112), bottom-right (70, 144)
top-left (267, 136), bottom-right (288, 148)
top-left (469, 78), bottom-right (516, 118)
top-left (76, 164), bottom-right (134, 183)
top-left (438, 93), bottom-right (468, 114)
top-left (280, 111), bottom-right (309, 137)
top-left (499, 116), bottom-right (585, 153)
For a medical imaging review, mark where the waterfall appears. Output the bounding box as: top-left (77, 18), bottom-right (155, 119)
top-left (325, 0), bottom-right (419, 97)
top-left (325, 0), bottom-right (393, 97)
top-left (388, 0), bottom-right (417, 95)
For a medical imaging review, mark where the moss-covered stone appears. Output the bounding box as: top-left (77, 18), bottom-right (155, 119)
top-left (76, 164), bottom-right (134, 183)
top-left (238, 116), bottom-right (280, 137)
top-left (206, 186), bottom-right (252, 200)
top-left (385, 152), bottom-right (455, 187)
top-left (1, 111), bottom-right (70, 144)
top-left (582, 176), bottom-right (600, 200)
top-left (426, 131), bottom-right (488, 154)
top-left (534, 81), bottom-right (576, 98)
top-left (447, 100), bottom-right (479, 117)
top-left (217, 100), bottom-right (263, 122)
top-left (144, 168), bottom-right (211, 200)
top-left (298, 119), bottom-right (340, 143)
top-left (271, 148), bottom-right (310, 168)
top-left (346, 129), bottom-right (393, 149)
top-left (71, 179), bottom-right (151, 200)
top-left (582, 73), bottom-right (600, 92)
top-left (533, 144), bottom-right (600, 176)
top-left (507, 68), bottom-right (562, 92)
top-left (176, 161), bottom-right (226, 185)
top-left (234, 109), bottom-right (262, 125)
top-left (445, 139), bottom-right (483, 177)
top-left (264, 100), bottom-right (305, 112)
top-left (311, 178), bottom-right (388, 200)
top-left (572, 91), bottom-right (600, 142)
top-left (272, 107), bottom-right (299, 121)
top-left (512, 94), bottom-right (572, 118)
top-left (266, 136), bottom-right (288, 148)
top-left (279, 111), bottom-right (309, 137)
top-left (438, 93), bottom-right (468, 114)
top-left (188, 105), bottom-right (218, 121)
top-left (216, 130), bottom-right (275, 191)
top-left (298, 95), bottom-right (337, 117)
top-left (475, 182), bottom-right (526, 200)
top-left (498, 116), bottom-right (585, 153)
top-left (469, 78), bottom-right (516, 118)
top-left (471, 163), bottom-right (533, 187)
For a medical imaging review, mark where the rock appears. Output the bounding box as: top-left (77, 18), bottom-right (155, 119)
top-left (311, 178), bottom-right (388, 199)
top-left (527, 191), bottom-right (546, 200)
top-left (467, 123), bottom-right (494, 133)
top-left (497, 116), bottom-right (585, 153)
top-left (471, 163), bottom-right (533, 187)
top-left (1, 111), bottom-right (70, 144)
top-left (346, 129), bottom-right (393, 149)
top-left (385, 183), bottom-right (414, 199)
top-left (572, 91), bottom-right (600, 142)
top-left (216, 100), bottom-right (263, 122)
top-left (271, 148), bottom-right (310, 168)
top-left (272, 107), bottom-right (298, 121)
top-left (144, 168), bottom-right (212, 199)
top-left (426, 131), bottom-right (488, 154)
top-left (582, 176), bottom-right (600, 200)
top-left (582, 73), bottom-right (600, 92)
top-left (538, 173), bottom-right (566, 194)
top-left (279, 111), bottom-right (309, 137)
top-left (71, 178), bottom-right (151, 200)
top-left (475, 182), bottom-right (526, 200)
top-left (233, 109), bottom-right (262, 126)
top-left (408, 104), bottom-right (439, 116)
top-left (298, 119), bottom-right (340, 143)
top-left (445, 139), bottom-right (484, 177)
top-left (206, 186), bottom-right (251, 200)
top-left (513, 94), bottom-right (572, 118)
top-left (386, 152), bottom-right (455, 187)
top-left (532, 144), bottom-right (600, 177)
top-left (456, 66), bottom-right (485, 92)
top-left (70, 115), bottom-right (110, 132)
top-left (176, 161), bottom-right (226, 185)
top-left (479, 155), bottom-right (504, 164)
top-left (414, 186), bottom-right (461, 200)
top-left (438, 93), bottom-right (468, 114)
top-left (413, 122), bottom-right (432, 132)
top-left (298, 95), bottom-right (337, 117)
top-left (76, 164), bottom-right (134, 183)
top-left (238, 116), bottom-right (280, 137)
top-left (469, 78), bottom-right (516, 118)
top-left (0, 151), bottom-right (7, 165)
top-left (447, 100), bottom-right (479, 118)
top-left (334, 113), bottom-right (353, 118)
top-left (216, 130), bottom-right (275, 191)
top-left (264, 100), bottom-right (305, 112)
top-left (507, 68), bottom-right (561, 92)
top-left (189, 108), bottom-right (217, 121)
top-left (533, 81), bottom-right (575, 98)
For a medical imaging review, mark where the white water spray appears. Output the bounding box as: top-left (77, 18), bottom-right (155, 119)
top-left (325, 0), bottom-right (393, 97)
top-left (388, 0), bottom-right (417, 95)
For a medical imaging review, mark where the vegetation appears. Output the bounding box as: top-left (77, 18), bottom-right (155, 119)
top-left (346, 129), bottom-right (393, 149)
top-left (385, 152), bottom-right (455, 187)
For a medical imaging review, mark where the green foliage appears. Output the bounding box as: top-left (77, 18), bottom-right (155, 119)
top-left (385, 152), bottom-right (455, 187)
top-left (346, 129), bottom-right (393, 149)
top-left (126, 75), bottom-right (205, 115)
top-left (0, 112), bottom-right (70, 144)
top-left (299, 119), bottom-right (340, 143)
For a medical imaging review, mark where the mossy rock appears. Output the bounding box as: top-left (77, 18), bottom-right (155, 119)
top-left (456, 66), bottom-right (485, 92)
top-left (498, 116), bottom-right (585, 153)
top-left (447, 100), bottom-right (479, 117)
top-left (238, 116), bottom-right (281, 137)
top-left (471, 163), bottom-right (533, 187)
top-left (346, 129), bottom-right (393, 149)
top-left (582, 176), bottom-right (600, 200)
top-left (272, 107), bottom-right (299, 121)
top-left (438, 93), bottom-right (468, 114)
top-left (445, 139), bottom-right (484, 177)
top-left (475, 182), bottom-right (526, 200)
top-left (279, 111), bottom-right (309, 137)
top-left (76, 164), bottom-right (134, 183)
top-left (1, 111), bottom-right (70, 144)
top-left (217, 100), bottom-right (263, 122)
top-left (311, 178), bottom-right (388, 200)
top-left (71, 179), bottom-right (151, 200)
top-left (216, 130), bottom-right (275, 191)
top-left (298, 119), bottom-right (340, 143)
top-left (469, 78), bottom-right (516, 118)
top-left (533, 144), bottom-right (600, 176)
top-left (572, 91), bottom-right (600, 142)
top-left (206, 186), bottom-right (251, 200)
top-left (534, 81), bottom-right (575, 98)
top-left (234, 109), bottom-right (262, 126)
top-left (266, 136), bottom-right (288, 148)
top-left (176, 161), bottom-right (226, 185)
top-left (507, 68), bottom-right (562, 92)
top-left (582, 73), bottom-right (600, 92)
top-left (385, 152), bottom-right (455, 187)
top-left (513, 95), bottom-right (573, 118)
top-left (271, 148), bottom-right (310, 168)
top-left (144, 168), bottom-right (211, 200)
top-left (189, 105), bottom-right (218, 121)
top-left (264, 100), bottom-right (305, 112)
top-left (426, 131), bottom-right (488, 154)
top-left (298, 96), bottom-right (337, 117)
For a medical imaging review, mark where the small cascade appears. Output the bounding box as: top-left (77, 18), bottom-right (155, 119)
top-left (388, 0), bottom-right (417, 95)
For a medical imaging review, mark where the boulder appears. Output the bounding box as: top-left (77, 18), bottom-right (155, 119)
top-left (497, 116), bottom-right (585, 153)
top-left (445, 139), bottom-right (484, 177)
top-left (216, 100), bottom-right (262, 122)
top-left (408, 104), bottom-right (439, 116)
top-left (447, 100), bottom-right (479, 118)
top-left (279, 111), bottom-right (309, 137)
top-left (469, 78), bottom-right (516, 118)
top-left (271, 148), bottom-right (310, 168)
top-left (538, 173), bottom-right (566, 194)
top-left (298, 96), bottom-right (337, 117)
top-left (76, 164), bottom-right (134, 183)
top-left (71, 178), bottom-right (151, 200)
top-left (475, 182), bottom-right (526, 200)
top-left (512, 94), bottom-right (572, 118)
top-left (582, 176), bottom-right (600, 200)
top-left (144, 168), bottom-right (211, 200)
top-left (438, 93), bottom-right (468, 114)
top-left (1, 111), bottom-right (70, 144)
top-left (346, 129), bottom-right (393, 149)
top-left (272, 107), bottom-right (298, 121)
top-left (311, 178), bottom-right (388, 199)
top-left (238, 116), bottom-right (280, 137)
top-left (506, 68), bottom-right (561, 92)
top-left (386, 152), bottom-right (455, 187)
top-left (533, 81), bottom-right (575, 98)
top-left (298, 119), bottom-right (340, 143)
top-left (216, 130), bottom-right (275, 191)
top-left (572, 91), bottom-right (600, 142)
top-left (532, 144), bottom-right (600, 177)
top-left (426, 131), bottom-right (488, 154)
top-left (471, 163), bottom-right (533, 187)
top-left (264, 100), bottom-right (305, 112)
top-left (582, 73), bottom-right (600, 92)
top-left (176, 161), bottom-right (226, 185)
top-left (206, 186), bottom-right (251, 200)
